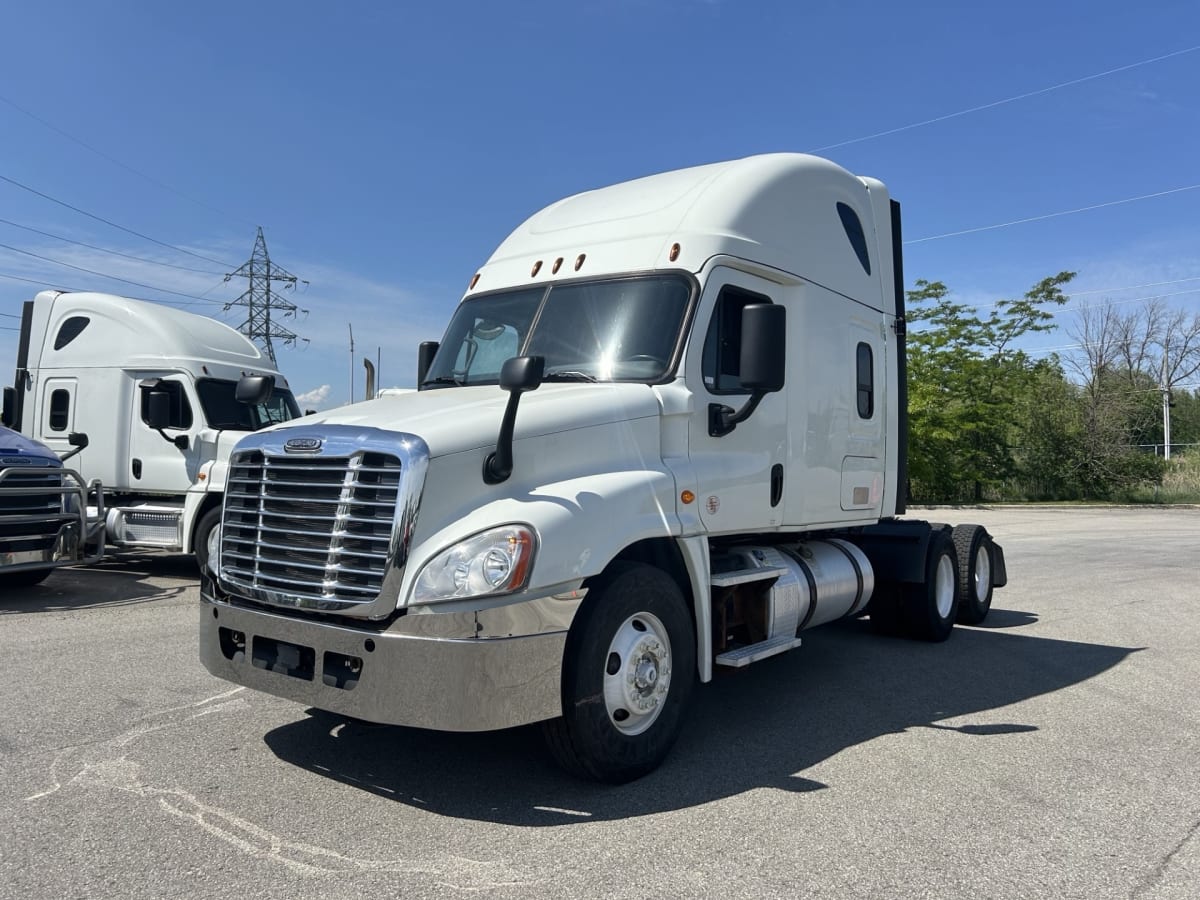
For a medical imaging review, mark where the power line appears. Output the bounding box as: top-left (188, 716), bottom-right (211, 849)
top-left (0, 242), bottom-right (226, 304)
top-left (0, 268), bottom-right (225, 310)
top-left (905, 183), bottom-right (1200, 244)
top-left (0, 217), bottom-right (226, 275)
top-left (808, 43), bottom-right (1200, 153)
top-left (0, 92), bottom-right (255, 229)
top-left (0, 172), bottom-right (236, 268)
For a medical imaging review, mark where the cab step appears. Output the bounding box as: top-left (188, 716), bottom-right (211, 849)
top-left (715, 634), bottom-right (803, 668)
top-left (710, 565), bottom-right (788, 588)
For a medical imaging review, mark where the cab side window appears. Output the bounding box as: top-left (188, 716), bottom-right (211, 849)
top-left (702, 285), bottom-right (774, 394)
top-left (139, 381), bottom-right (193, 429)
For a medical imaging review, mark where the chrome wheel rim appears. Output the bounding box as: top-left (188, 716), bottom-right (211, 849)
top-left (974, 544), bottom-right (992, 603)
top-left (935, 553), bottom-right (956, 619)
top-left (603, 612), bottom-right (672, 736)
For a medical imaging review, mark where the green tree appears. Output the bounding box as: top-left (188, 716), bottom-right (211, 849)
top-left (905, 272), bottom-right (1075, 502)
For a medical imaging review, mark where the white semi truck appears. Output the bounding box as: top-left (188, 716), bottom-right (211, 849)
top-left (199, 153), bottom-right (1007, 782)
top-left (2, 291), bottom-right (301, 569)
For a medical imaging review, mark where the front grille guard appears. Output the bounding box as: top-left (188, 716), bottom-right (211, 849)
top-left (0, 466), bottom-right (106, 572)
top-left (217, 425), bottom-right (429, 620)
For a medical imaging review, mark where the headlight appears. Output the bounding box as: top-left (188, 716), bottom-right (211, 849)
top-left (206, 524), bottom-right (222, 576)
top-left (411, 525), bottom-right (536, 605)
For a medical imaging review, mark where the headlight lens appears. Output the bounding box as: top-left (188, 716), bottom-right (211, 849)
top-left (412, 525), bottom-right (536, 605)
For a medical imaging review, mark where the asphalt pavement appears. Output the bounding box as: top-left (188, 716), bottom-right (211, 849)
top-left (0, 507), bottom-right (1197, 899)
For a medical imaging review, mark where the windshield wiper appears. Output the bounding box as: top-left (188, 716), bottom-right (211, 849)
top-left (420, 376), bottom-right (464, 387)
top-left (542, 370), bottom-right (597, 383)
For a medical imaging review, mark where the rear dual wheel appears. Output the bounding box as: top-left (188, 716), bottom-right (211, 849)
top-left (952, 524), bottom-right (995, 625)
top-left (900, 529), bottom-right (960, 642)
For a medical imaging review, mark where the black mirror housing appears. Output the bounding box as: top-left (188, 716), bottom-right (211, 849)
top-left (499, 355), bottom-right (545, 393)
top-left (739, 303), bottom-right (786, 392)
top-left (236, 374), bottom-right (275, 405)
top-left (147, 391), bottom-right (171, 429)
top-left (417, 341), bottom-right (440, 386)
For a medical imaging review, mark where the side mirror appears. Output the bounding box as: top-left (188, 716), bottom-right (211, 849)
top-left (60, 431), bottom-right (89, 462)
top-left (236, 374), bottom-right (275, 405)
top-left (1, 386), bottom-right (14, 427)
top-left (417, 341), bottom-right (440, 386)
top-left (483, 356), bottom-right (545, 485)
top-left (708, 303), bottom-right (786, 437)
top-left (147, 391), bottom-right (171, 429)
top-left (739, 304), bottom-right (786, 392)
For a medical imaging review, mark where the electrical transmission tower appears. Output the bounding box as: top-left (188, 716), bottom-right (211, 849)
top-left (224, 226), bottom-right (306, 363)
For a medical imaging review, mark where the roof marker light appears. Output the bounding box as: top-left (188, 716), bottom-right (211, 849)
top-left (574, 254), bottom-right (586, 271)
top-left (669, 243), bottom-right (681, 262)
top-left (469, 273), bottom-right (480, 290)
top-left (531, 261), bottom-right (542, 277)
top-left (552, 257), bottom-right (563, 274)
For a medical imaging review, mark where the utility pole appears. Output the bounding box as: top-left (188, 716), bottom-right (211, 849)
top-left (1162, 349), bottom-right (1172, 460)
top-left (224, 227), bottom-right (306, 364)
top-left (348, 323), bottom-right (355, 404)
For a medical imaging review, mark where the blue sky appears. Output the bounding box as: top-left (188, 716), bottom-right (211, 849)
top-left (2, 1), bottom-right (1198, 408)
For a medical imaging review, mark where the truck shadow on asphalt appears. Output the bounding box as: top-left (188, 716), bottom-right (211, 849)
top-left (0, 553), bottom-right (196, 613)
top-left (263, 614), bottom-right (1136, 826)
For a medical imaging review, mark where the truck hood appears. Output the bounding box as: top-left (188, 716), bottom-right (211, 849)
top-left (279, 382), bottom-right (664, 457)
top-left (0, 426), bottom-right (61, 467)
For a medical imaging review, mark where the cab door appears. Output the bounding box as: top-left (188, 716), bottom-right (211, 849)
top-left (685, 267), bottom-right (790, 535)
top-left (127, 373), bottom-right (199, 490)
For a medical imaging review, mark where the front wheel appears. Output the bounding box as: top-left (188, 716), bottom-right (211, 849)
top-left (542, 561), bottom-right (695, 783)
top-left (192, 506), bottom-right (222, 574)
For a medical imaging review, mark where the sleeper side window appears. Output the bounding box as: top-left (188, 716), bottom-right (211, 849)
top-left (856, 342), bottom-right (874, 418)
top-left (49, 389), bottom-right (70, 431)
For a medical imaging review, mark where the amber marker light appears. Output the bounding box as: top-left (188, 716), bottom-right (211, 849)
top-left (669, 242), bottom-right (681, 262)
top-left (680, 490), bottom-right (695, 504)
top-left (552, 257), bottom-right (563, 274)
top-left (575, 253), bottom-right (586, 271)
top-left (469, 273), bottom-right (480, 290)
top-left (531, 260), bottom-right (542, 277)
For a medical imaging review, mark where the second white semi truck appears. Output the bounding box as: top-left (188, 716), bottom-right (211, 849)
top-left (3, 291), bottom-right (302, 569)
top-left (199, 153), bottom-right (1007, 782)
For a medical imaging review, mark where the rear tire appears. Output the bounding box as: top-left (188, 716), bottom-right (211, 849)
top-left (542, 561), bottom-right (695, 783)
top-left (901, 529), bottom-right (959, 642)
top-left (953, 525), bottom-right (995, 625)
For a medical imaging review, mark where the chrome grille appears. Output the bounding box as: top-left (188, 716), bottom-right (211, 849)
top-left (0, 468), bottom-right (70, 551)
top-left (221, 449), bottom-right (402, 607)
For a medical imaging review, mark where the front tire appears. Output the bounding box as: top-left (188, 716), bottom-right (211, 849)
top-left (542, 561), bottom-right (695, 783)
top-left (192, 505), bottom-right (222, 574)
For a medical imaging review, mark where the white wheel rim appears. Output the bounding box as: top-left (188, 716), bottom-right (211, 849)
top-left (974, 544), bottom-right (991, 603)
top-left (603, 612), bottom-right (672, 736)
top-left (935, 553), bottom-right (956, 619)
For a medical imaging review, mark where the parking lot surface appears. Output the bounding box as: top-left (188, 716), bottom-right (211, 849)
top-left (1, 507), bottom-right (1197, 899)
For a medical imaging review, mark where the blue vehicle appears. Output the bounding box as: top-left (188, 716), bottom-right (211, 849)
top-left (0, 424), bottom-right (104, 587)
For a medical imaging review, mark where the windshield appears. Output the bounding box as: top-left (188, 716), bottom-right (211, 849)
top-left (423, 274), bottom-right (694, 387)
top-left (196, 379), bottom-right (302, 431)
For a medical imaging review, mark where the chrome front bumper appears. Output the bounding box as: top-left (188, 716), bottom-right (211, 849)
top-left (199, 586), bottom-right (583, 732)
